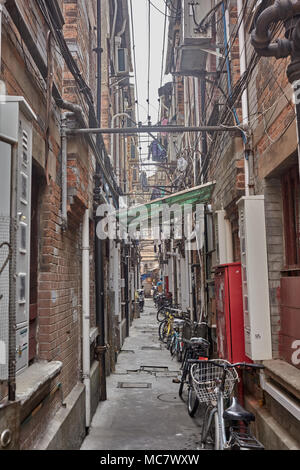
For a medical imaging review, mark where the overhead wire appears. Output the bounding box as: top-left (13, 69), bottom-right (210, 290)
top-left (129, 0), bottom-right (143, 164)
top-left (158, 0), bottom-right (168, 122)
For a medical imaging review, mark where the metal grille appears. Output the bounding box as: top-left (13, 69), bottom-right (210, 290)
top-left (0, 216), bottom-right (11, 380)
top-left (190, 359), bottom-right (238, 404)
top-left (117, 382), bottom-right (152, 389)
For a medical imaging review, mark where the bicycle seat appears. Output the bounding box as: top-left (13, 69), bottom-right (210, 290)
top-left (190, 337), bottom-right (209, 346)
top-left (173, 318), bottom-right (185, 325)
top-left (223, 398), bottom-right (255, 423)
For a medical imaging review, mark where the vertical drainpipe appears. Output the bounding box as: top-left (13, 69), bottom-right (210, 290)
top-left (0, 1), bottom-right (6, 72)
top-left (222, 1), bottom-right (249, 195)
top-left (61, 114), bottom-right (68, 230)
top-left (237, 0), bottom-right (250, 196)
top-left (95, 0), bottom-right (107, 402)
top-left (82, 209), bottom-right (91, 428)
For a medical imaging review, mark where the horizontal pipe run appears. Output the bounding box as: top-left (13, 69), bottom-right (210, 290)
top-left (67, 125), bottom-right (241, 136)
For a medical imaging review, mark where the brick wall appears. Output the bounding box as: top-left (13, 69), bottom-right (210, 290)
top-left (1, 0), bottom-right (100, 448)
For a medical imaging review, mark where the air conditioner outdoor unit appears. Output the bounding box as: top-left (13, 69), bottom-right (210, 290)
top-left (214, 210), bottom-right (233, 266)
top-left (176, 45), bottom-right (208, 76)
top-left (237, 196), bottom-right (272, 361)
top-left (183, 0), bottom-right (213, 46)
top-left (0, 96), bottom-right (36, 379)
top-left (116, 48), bottom-right (129, 75)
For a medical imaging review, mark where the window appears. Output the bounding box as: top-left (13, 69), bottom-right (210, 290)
top-left (282, 165), bottom-right (300, 267)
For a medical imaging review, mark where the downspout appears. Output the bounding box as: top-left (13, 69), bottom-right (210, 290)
top-left (110, 112), bottom-right (131, 184)
top-left (96, 0), bottom-right (107, 402)
top-left (222, 1), bottom-right (249, 195)
top-left (111, 0), bottom-right (118, 55)
top-left (60, 101), bottom-right (88, 231)
top-left (237, 0), bottom-right (250, 196)
top-left (0, 1), bottom-right (6, 72)
top-left (82, 209), bottom-right (91, 428)
top-left (61, 113), bottom-right (68, 230)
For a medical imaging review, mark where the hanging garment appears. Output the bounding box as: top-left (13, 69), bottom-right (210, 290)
top-left (140, 171), bottom-right (148, 191)
top-left (151, 188), bottom-right (161, 201)
top-left (148, 141), bottom-right (167, 162)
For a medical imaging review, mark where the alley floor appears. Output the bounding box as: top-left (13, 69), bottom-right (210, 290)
top-left (81, 299), bottom-right (203, 451)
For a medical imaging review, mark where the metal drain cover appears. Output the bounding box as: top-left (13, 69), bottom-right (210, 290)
top-left (141, 365), bottom-right (168, 372)
top-left (141, 346), bottom-right (161, 351)
top-left (120, 350), bottom-right (135, 354)
top-left (117, 382), bottom-right (152, 389)
top-left (157, 393), bottom-right (181, 403)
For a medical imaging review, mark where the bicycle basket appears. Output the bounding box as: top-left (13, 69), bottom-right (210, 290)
top-left (190, 359), bottom-right (238, 404)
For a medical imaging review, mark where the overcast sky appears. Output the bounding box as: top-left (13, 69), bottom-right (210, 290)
top-left (130, 0), bottom-right (171, 175)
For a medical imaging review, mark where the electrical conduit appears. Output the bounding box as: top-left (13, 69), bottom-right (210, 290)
top-left (82, 209), bottom-right (91, 427)
top-left (222, 1), bottom-right (249, 195)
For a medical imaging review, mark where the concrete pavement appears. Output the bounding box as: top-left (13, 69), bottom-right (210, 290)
top-left (81, 299), bottom-right (203, 451)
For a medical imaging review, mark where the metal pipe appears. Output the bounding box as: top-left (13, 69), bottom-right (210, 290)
top-left (237, 0), bottom-right (250, 196)
top-left (61, 113), bottom-right (68, 230)
top-left (67, 125), bottom-right (241, 136)
top-left (82, 209), bottom-right (91, 427)
top-left (110, 0), bottom-right (118, 54)
top-left (96, 0), bottom-right (102, 129)
top-left (251, 0), bottom-right (300, 56)
top-left (95, 0), bottom-right (107, 403)
top-left (0, 1), bottom-right (6, 73)
top-left (110, 112), bottom-right (131, 183)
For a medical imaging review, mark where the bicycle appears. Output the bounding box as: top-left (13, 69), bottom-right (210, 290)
top-left (157, 304), bottom-right (186, 323)
top-left (177, 336), bottom-right (210, 417)
top-left (169, 318), bottom-right (185, 362)
top-left (158, 310), bottom-right (185, 348)
top-left (189, 359), bottom-right (265, 450)
top-left (158, 311), bottom-right (175, 345)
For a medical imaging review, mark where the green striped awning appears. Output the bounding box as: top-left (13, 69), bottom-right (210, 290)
top-left (117, 182), bottom-right (215, 226)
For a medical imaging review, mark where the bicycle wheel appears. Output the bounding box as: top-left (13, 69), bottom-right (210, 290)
top-left (178, 350), bottom-right (189, 398)
top-left (159, 320), bottom-right (168, 342)
top-left (170, 335), bottom-right (177, 357)
top-left (187, 376), bottom-right (199, 417)
top-left (157, 306), bottom-right (167, 322)
top-left (176, 342), bottom-right (183, 363)
top-left (201, 407), bottom-right (221, 450)
top-left (166, 332), bottom-right (173, 350)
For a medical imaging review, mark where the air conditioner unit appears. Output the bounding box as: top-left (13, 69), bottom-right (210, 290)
top-left (176, 45), bottom-right (208, 76)
top-left (214, 210), bottom-right (233, 265)
top-left (237, 196), bottom-right (272, 361)
top-left (183, 0), bottom-right (213, 46)
top-left (0, 96), bottom-right (36, 379)
top-left (116, 48), bottom-right (129, 75)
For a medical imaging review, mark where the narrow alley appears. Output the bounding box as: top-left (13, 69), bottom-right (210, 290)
top-left (81, 299), bottom-right (202, 451)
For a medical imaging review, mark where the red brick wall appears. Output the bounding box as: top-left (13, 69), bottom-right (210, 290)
top-left (1, 0), bottom-right (99, 448)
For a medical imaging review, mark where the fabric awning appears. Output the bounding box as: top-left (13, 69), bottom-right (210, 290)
top-left (117, 182), bottom-right (215, 227)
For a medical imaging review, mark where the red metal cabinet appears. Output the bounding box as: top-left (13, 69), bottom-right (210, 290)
top-left (215, 263), bottom-right (248, 363)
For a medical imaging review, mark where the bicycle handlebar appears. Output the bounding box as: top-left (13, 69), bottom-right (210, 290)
top-left (188, 359), bottom-right (265, 370)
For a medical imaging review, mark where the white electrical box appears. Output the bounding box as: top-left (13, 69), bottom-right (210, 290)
top-left (0, 96), bottom-right (36, 377)
top-left (183, 0), bottom-right (213, 46)
top-left (237, 196), bottom-right (272, 361)
top-left (0, 140), bottom-right (11, 380)
top-left (215, 210), bottom-right (233, 265)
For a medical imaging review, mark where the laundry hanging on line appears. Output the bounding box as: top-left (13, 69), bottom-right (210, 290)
top-left (148, 141), bottom-right (167, 162)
